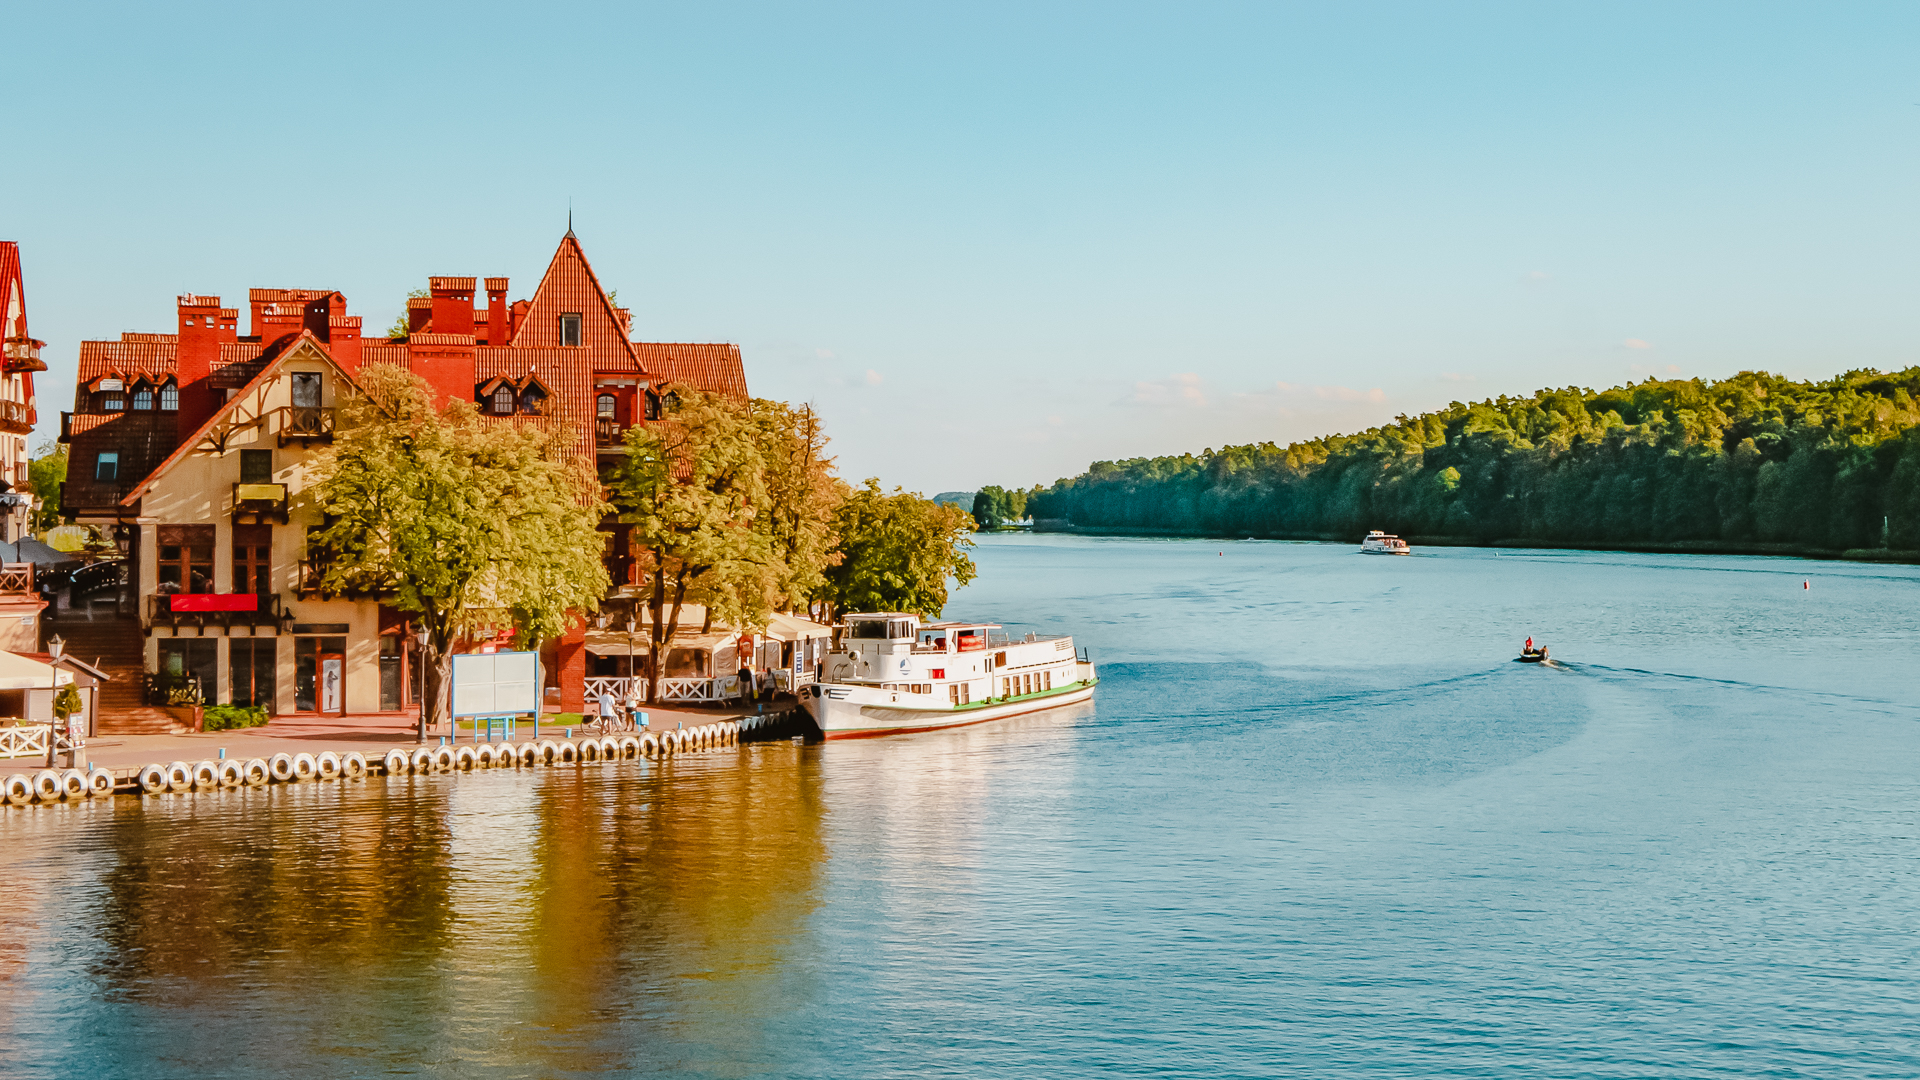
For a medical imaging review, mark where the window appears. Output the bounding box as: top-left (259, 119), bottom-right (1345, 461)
top-left (131, 383), bottom-right (154, 410)
top-left (158, 543), bottom-right (215, 594)
top-left (1044, 670), bottom-right (1052, 691)
top-left (94, 452), bottom-right (118, 481)
top-left (596, 394), bottom-right (616, 419)
top-left (519, 385), bottom-right (546, 415)
top-left (559, 313), bottom-right (582, 346)
top-left (239, 449), bottom-right (273, 484)
top-left (159, 382), bottom-right (178, 411)
top-left (234, 540), bottom-right (271, 594)
top-left (491, 386), bottom-right (514, 414)
top-left (380, 635), bottom-right (404, 711)
top-left (291, 372), bottom-right (322, 409)
top-left (644, 390), bottom-right (661, 420)
top-left (231, 638), bottom-right (275, 710)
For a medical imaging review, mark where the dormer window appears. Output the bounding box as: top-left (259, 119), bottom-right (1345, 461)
top-left (559, 313), bottom-right (582, 347)
top-left (159, 381), bottom-right (178, 411)
top-left (644, 390), bottom-right (661, 421)
top-left (491, 385), bottom-right (514, 415)
top-left (95, 452), bottom-right (119, 481)
top-left (95, 379), bottom-right (125, 412)
top-left (519, 384), bottom-right (547, 415)
top-left (131, 382), bottom-right (154, 410)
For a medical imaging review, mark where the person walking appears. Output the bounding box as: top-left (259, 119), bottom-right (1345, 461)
top-left (597, 689), bottom-right (620, 732)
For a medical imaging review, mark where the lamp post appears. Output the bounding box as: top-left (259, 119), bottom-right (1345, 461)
top-left (46, 634), bottom-right (64, 768)
top-left (415, 626), bottom-right (429, 744)
top-left (625, 617), bottom-right (637, 699)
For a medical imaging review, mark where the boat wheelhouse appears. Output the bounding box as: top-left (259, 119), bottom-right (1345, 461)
top-left (1360, 530), bottom-right (1411, 554)
top-left (799, 613), bottom-right (1096, 739)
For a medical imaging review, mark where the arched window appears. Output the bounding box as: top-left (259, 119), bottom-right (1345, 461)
top-left (491, 385), bottom-right (514, 414)
top-left (596, 394), bottom-right (616, 419)
top-left (131, 382), bottom-right (154, 410)
top-left (644, 390), bottom-right (661, 421)
top-left (158, 381), bottom-right (179, 411)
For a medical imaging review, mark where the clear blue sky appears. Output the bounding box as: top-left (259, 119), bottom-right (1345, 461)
top-left (7, 3), bottom-right (1919, 494)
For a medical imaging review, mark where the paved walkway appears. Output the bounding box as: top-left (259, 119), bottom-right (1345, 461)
top-left (28, 699), bottom-right (798, 774)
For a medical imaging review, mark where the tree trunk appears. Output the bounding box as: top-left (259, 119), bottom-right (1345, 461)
top-left (646, 569), bottom-right (666, 705)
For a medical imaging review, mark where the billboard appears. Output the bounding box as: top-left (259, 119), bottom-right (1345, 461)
top-left (450, 651), bottom-right (541, 717)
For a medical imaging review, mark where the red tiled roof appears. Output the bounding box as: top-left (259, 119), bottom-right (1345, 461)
top-left (634, 343), bottom-right (749, 399)
top-left (429, 276), bottom-right (477, 291)
top-left (509, 233), bottom-right (640, 373)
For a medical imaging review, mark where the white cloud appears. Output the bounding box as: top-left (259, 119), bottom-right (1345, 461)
top-left (864, 369), bottom-right (884, 386)
top-left (1623, 338), bottom-right (1652, 350)
top-left (1121, 372), bottom-right (1207, 408)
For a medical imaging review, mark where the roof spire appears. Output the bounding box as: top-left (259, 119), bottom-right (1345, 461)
top-left (567, 198), bottom-right (574, 239)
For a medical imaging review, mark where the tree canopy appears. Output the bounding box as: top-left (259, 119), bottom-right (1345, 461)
top-left (310, 366), bottom-right (609, 725)
top-left (1016, 368), bottom-right (1920, 551)
top-left (818, 479), bottom-right (977, 623)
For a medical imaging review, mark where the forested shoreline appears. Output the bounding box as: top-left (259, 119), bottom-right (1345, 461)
top-left (1019, 369), bottom-right (1920, 554)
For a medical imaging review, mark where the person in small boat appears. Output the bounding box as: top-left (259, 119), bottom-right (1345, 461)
top-left (1525, 637), bottom-right (1533, 652)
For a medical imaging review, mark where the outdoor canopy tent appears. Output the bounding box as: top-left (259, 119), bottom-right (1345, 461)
top-left (0, 651), bottom-right (74, 689)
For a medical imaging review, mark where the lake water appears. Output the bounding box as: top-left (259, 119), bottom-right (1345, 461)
top-left (4, 536), bottom-right (1919, 1078)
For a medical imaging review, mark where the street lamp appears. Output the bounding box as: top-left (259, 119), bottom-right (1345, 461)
top-left (46, 634), bottom-right (64, 768)
top-left (625, 617), bottom-right (637, 699)
top-left (414, 626), bottom-right (429, 743)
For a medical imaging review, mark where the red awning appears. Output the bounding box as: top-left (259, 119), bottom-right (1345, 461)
top-left (168, 593), bottom-right (258, 612)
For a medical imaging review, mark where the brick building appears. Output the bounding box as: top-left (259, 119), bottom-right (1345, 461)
top-left (56, 232), bottom-right (748, 730)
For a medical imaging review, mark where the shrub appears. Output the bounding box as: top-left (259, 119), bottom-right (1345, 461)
top-left (201, 705), bottom-right (270, 731)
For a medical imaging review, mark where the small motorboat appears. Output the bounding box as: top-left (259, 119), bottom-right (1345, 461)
top-left (1360, 530), bottom-right (1411, 554)
top-left (1517, 646), bottom-right (1549, 663)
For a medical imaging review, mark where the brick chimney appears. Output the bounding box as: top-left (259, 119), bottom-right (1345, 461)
top-left (429, 277), bottom-right (475, 338)
top-left (176, 295), bottom-right (224, 438)
top-left (407, 333), bottom-right (476, 411)
top-left (484, 278), bottom-right (509, 345)
top-left (329, 315), bottom-right (363, 371)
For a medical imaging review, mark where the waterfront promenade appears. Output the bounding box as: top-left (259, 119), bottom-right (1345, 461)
top-left (61, 701), bottom-right (791, 776)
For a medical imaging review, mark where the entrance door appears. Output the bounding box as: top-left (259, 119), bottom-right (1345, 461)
top-left (320, 655), bottom-right (344, 713)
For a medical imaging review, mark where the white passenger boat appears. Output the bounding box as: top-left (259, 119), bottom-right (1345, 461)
top-left (798, 613), bottom-right (1098, 739)
top-left (1360, 530), bottom-right (1411, 554)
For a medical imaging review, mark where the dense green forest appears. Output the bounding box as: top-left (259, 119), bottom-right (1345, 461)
top-left (1021, 369), bottom-right (1920, 552)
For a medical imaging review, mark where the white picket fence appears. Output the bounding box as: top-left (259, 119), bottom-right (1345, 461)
top-left (0, 724), bottom-right (83, 760)
top-left (581, 676), bottom-right (746, 704)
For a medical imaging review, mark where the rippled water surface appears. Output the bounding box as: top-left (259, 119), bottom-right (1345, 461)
top-left (5, 537), bottom-right (1920, 1078)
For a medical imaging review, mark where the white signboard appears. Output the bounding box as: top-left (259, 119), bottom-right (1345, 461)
top-left (451, 651), bottom-right (540, 717)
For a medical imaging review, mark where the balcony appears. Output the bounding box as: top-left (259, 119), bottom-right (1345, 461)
top-left (3, 337), bottom-right (46, 374)
top-left (274, 406), bottom-right (335, 447)
top-left (232, 482), bottom-right (288, 524)
top-left (146, 592), bottom-right (285, 632)
top-left (596, 417), bottom-right (629, 450)
top-left (0, 399), bottom-right (32, 434)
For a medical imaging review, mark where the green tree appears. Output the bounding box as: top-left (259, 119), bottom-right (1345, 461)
top-left (755, 399), bottom-right (846, 612)
top-left (310, 366), bottom-right (610, 729)
top-left (611, 386), bottom-right (772, 703)
top-left (27, 442), bottom-right (66, 532)
top-left (819, 480), bottom-right (977, 623)
top-left (386, 288), bottom-right (429, 342)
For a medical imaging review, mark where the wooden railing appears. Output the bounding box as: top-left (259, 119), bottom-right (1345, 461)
top-left (0, 562), bottom-right (33, 594)
top-left (0, 722), bottom-right (83, 760)
top-left (146, 592), bottom-right (283, 631)
top-left (3, 336), bottom-right (46, 373)
top-left (595, 417), bottom-right (627, 448)
top-left (274, 406), bottom-right (335, 446)
top-left (232, 482), bottom-right (288, 524)
top-left (0, 399), bottom-right (33, 432)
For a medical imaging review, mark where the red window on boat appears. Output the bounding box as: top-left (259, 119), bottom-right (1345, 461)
top-left (930, 668), bottom-right (944, 679)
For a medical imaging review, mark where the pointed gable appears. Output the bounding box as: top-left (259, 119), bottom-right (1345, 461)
top-left (509, 232), bottom-right (640, 372)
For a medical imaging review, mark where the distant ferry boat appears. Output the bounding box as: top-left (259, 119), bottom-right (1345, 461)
top-left (799, 613), bottom-right (1098, 739)
top-left (1360, 530), bottom-right (1411, 554)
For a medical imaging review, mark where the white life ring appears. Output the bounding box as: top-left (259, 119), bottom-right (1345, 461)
top-left (32, 769), bottom-right (62, 802)
top-left (4, 772), bottom-right (35, 805)
top-left (536, 740), bottom-right (557, 764)
top-left (88, 768), bottom-right (116, 797)
top-left (518, 742), bottom-right (539, 766)
top-left (60, 769), bottom-right (89, 799)
top-left (218, 759), bottom-right (245, 788)
top-left (557, 741), bottom-right (578, 764)
top-left (475, 744), bottom-right (497, 768)
top-left (454, 745), bottom-right (477, 771)
top-left (411, 748), bottom-right (435, 774)
top-left (343, 752), bottom-right (368, 778)
top-left (191, 760), bottom-right (220, 790)
top-left (316, 752), bottom-right (342, 779)
top-left (243, 759), bottom-right (271, 786)
top-left (269, 754), bottom-right (295, 782)
top-left (578, 739), bottom-right (600, 764)
top-left (167, 761), bottom-right (193, 790)
top-left (639, 732), bottom-right (660, 756)
top-left (618, 735), bottom-right (640, 759)
top-left (293, 753), bottom-right (318, 781)
top-left (384, 749), bottom-right (411, 776)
